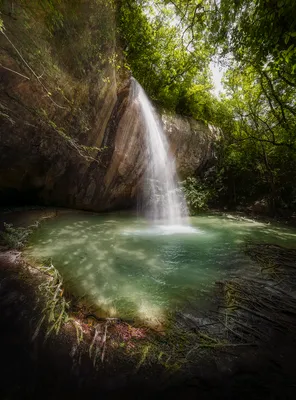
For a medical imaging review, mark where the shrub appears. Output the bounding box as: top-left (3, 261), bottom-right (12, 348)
top-left (0, 222), bottom-right (36, 249)
top-left (182, 177), bottom-right (213, 214)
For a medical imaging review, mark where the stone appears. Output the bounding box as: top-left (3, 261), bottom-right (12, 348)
top-left (0, 1), bottom-right (217, 212)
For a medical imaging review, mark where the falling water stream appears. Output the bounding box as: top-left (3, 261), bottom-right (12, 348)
top-left (132, 78), bottom-right (191, 230)
top-left (22, 80), bottom-right (296, 324)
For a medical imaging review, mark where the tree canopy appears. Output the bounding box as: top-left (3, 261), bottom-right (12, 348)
top-left (119, 0), bottom-right (296, 214)
top-left (119, 0), bottom-right (216, 121)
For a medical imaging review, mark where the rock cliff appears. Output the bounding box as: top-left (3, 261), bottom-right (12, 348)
top-left (0, 0), bottom-right (217, 211)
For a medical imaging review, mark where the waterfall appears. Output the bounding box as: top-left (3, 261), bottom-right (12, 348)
top-left (132, 78), bottom-right (189, 226)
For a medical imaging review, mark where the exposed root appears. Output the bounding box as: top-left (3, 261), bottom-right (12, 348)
top-left (245, 242), bottom-right (296, 288)
top-left (215, 277), bottom-right (296, 344)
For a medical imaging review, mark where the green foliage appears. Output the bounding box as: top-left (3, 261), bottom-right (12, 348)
top-left (0, 222), bottom-right (36, 249)
top-left (208, 0), bottom-right (296, 86)
top-left (201, 0), bottom-right (296, 212)
top-left (118, 0), bottom-right (216, 121)
top-left (212, 60), bottom-right (296, 212)
top-left (118, 0), bottom-right (296, 211)
top-left (2, 0), bottom-right (296, 212)
top-left (182, 177), bottom-right (213, 214)
top-left (33, 262), bottom-right (72, 341)
top-left (140, 0), bottom-right (296, 213)
top-left (16, 0), bottom-right (113, 77)
top-left (0, 12), bottom-right (4, 32)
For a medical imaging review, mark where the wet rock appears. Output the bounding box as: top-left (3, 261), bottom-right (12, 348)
top-left (0, 1), bottom-right (217, 212)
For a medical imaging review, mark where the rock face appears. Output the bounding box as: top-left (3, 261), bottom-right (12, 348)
top-left (0, 0), bottom-right (217, 212)
top-left (162, 112), bottom-right (218, 180)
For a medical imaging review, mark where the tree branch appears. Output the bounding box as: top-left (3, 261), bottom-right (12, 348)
top-left (0, 63), bottom-right (30, 80)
